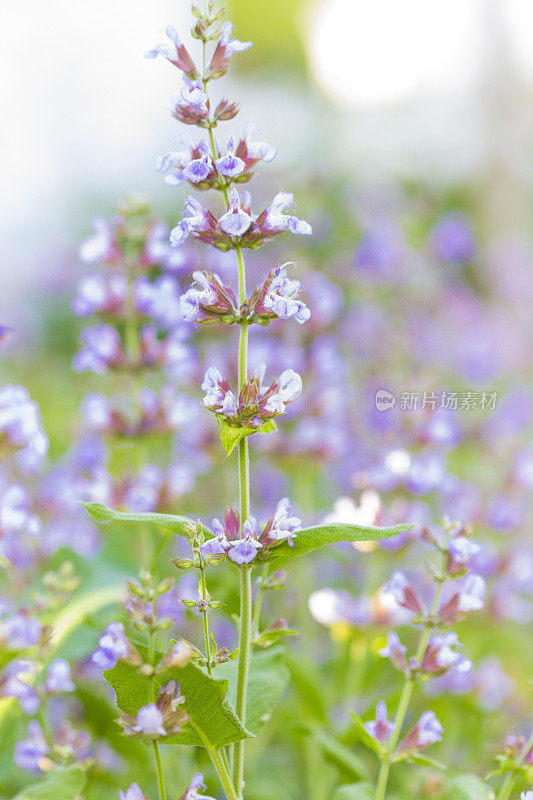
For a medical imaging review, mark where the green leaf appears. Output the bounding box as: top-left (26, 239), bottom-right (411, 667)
top-left (217, 418), bottom-right (277, 456)
top-left (407, 753), bottom-right (447, 770)
top-left (349, 711), bottom-right (383, 756)
top-left (13, 765), bottom-right (86, 800)
top-left (306, 727), bottom-right (371, 781)
top-left (82, 502), bottom-right (209, 539)
top-left (217, 646), bottom-right (290, 734)
top-left (259, 523), bottom-right (412, 562)
top-left (104, 649), bottom-right (253, 749)
top-left (331, 782), bottom-right (375, 800)
top-left (446, 774), bottom-right (493, 800)
top-left (286, 654), bottom-right (329, 724)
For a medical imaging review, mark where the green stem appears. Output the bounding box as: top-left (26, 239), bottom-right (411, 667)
top-left (233, 566), bottom-right (252, 797)
top-left (496, 728), bottom-right (533, 800)
top-left (148, 629), bottom-right (166, 800)
top-left (202, 40), bottom-right (250, 798)
top-left (374, 572), bottom-right (446, 800)
top-left (199, 562), bottom-right (212, 675)
top-left (252, 565), bottom-right (270, 641)
top-left (207, 742), bottom-right (240, 800)
top-left (153, 741), bottom-right (167, 800)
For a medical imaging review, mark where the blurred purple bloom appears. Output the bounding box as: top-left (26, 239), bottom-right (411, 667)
top-left (183, 772), bottom-right (216, 800)
top-left (364, 700), bottom-right (394, 744)
top-left (119, 784), bottom-right (148, 800)
top-left (421, 633), bottom-right (472, 676)
top-left (431, 212), bottom-right (476, 263)
top-left (380, 631), bottom-right (408, 672)
top-left (399, 710), bottom-right (443, 752)
top-left (2, 612), bottom-right (41, 648)
top-left (92, 622), bottom-right (129, 670)
top-left (79, 216), bottom-right (117, 264)
top-left (0, 659), bottom-right (39, 713)
top-left (386, 571), bottom-right (424, 615)
top-left (14, 721), bottom-right (48, 772)
top-left (45, 659), bottom-right (75, 694)
top-left (447, 536), bottom-right (481, 575)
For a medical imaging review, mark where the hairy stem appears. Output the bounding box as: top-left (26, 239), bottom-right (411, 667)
top-left (199, 562), bottom-right (212, 675)
top-left (153, 741), bottom-right (167, 800)
top-left (206, 742), bottom-right (240, 800)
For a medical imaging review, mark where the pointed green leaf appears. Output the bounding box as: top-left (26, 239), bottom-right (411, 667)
top-left (349, 711), bottom-right (383, 756)
top-left (104, 649), bottom-right (253, 749)
top-left (259, 523), bottom-right (411, 562)
top-left (13, 765), bottom-right (86, 800)
top-left (82, 502), bottom-right (209, 539)
top-left (407, 753), bottom-right (447, 770)
top-left (218, 418), bottom-right (277, 456)
top-left (331, 782), bottom-right (374, 800)
top-left (446, 774), bottom-right (493, 800)
top-left (217, 646), bottom-right (290, 734)
top-left (305, 727), bottom-right (371, 781)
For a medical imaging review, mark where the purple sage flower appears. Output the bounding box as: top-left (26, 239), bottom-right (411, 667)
top-left (364, 700), bottom-right (394, 745)
top-left (399, 710), bottom-right (443, 752)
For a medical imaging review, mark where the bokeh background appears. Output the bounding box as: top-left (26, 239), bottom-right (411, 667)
top-left (3, 1), bottom-right (533, 798)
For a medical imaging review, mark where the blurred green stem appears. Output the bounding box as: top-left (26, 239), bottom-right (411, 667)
top-left (153, 741), bottom-right (166, 800)
top-left (199, 562), bottom-right (212, 675)
top-left (252, 565), bottom-right (271, 641)
top-left (496, 728), bottom-right (533, 800)
top-left (374, 563), bottom-right (446, 800)
top-left (148, 629), bottom-right (166, 800)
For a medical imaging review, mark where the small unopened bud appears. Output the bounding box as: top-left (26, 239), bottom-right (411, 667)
top-left (210, 600), bottom-right (224, 610)
top-left (128, 581), bottom-right (145, 598)
top-left (157, 616), bottom-right (174, 631)
top-left (206, 553), bottom-right (226, 566)
top-left (265, 571), bottom-right (287, 591)
top-left (229, 648), bottom-right (239, 660)
top-left (139, 568), bottom-right (151, 585)
top-left (173, 558), bottom-right (195, 570)
top-left (156, 578), bottom-right (173, 596)
top-left (139, 663), bottom-right (155, 677)
top-left (132, 620), bottom-right (148, 631)
top-left (159, 639), bottom-right (196, 669)
top-left (181, 598), bottom-right (197, 608)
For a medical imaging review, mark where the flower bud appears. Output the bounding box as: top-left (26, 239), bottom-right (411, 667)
top-left (128, 581), bottom-right (145, 598)
top-left (181, 598), bottom-right (197, 608)
top-left (156, 578), bottom-right (174, 596)
top-left (173, 558), bottom-right (195, 570)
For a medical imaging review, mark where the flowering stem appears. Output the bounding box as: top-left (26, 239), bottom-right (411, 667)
top-left (199, 562), bottom-right (212, 675)
top-left (374, 572), bottom-right (446, 800)
top-left (202, 39), bottom-right (251, 797)
top-left (496, 728), bottom-right (533, 800)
